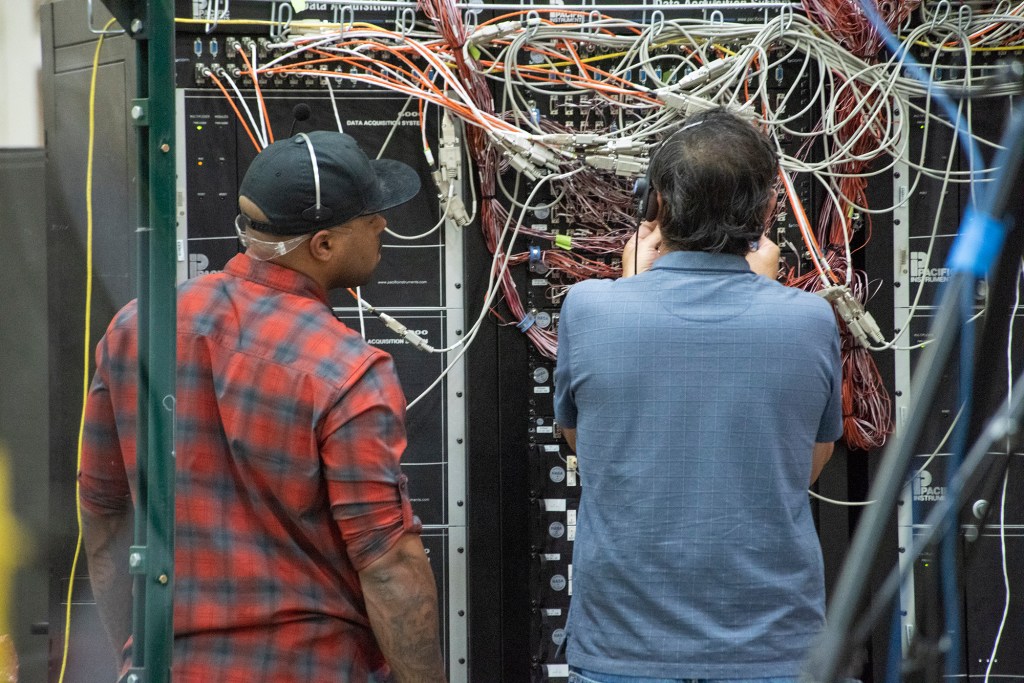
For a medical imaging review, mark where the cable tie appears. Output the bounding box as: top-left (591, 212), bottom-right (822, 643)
top-left (529, 245), bottom-right (542, 263)
top-left (554, 234), bottom-right (572, 250)
top-left (947, 207), bottom-right (1007, 277)
top-left (517, 312), bottom-right (537, 332)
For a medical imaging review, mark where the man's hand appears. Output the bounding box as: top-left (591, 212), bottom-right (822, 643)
top-left (360, 533), bottom-right (447, 682)
top-left (621, 221), bottom-right (663, 278)
top-left (745, 235), bottom-right (781, 279)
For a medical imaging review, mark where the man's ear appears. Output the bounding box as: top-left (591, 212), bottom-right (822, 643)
top-left (307, 229), bottom-right (339, 262)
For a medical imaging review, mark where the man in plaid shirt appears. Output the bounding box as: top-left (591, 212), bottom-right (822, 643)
top-left (79, 131), bottom-right (446, 682)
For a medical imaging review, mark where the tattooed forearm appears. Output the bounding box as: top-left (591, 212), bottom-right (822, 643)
top-left (82, 508), bottom-right (135, 662)
top-left (361, 535), bottom-right (447, 683)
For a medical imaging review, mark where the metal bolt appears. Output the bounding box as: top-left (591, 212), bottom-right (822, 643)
top-left (456, 438), bottom-right (463, 444)
top-left (456, 391), bottom-right (463, 398)
top-left (457, 547), bottom-right (464, 554)
top-left (158, 574), bottom-right (169, 584)
top-left (129, 552), bottom-right (142, 567)
top-left (454, 283), bottom-right (462, 289)
top-left (458, 610), bottom-right (465, 617)
top-left (160, 143), bottom-right (171, 153)
top-left (458, 658), bottom-right (466, 665)
top-left (456, 500), bottom-right (464, 507)
top-left (130, 106), bottom-right (144, 120)
top-left (131, 19), bottom-right (143, 33)
top-left (455, 329), bottom-right (462, 336)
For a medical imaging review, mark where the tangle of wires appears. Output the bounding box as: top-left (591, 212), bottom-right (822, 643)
top-left (179, 0), bottom-right (1024, 447)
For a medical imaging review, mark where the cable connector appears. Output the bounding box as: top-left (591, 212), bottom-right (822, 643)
top-left (603, 138), bottom-right (646, 154)
top-left (377, 311), bottom-right (434, 352)
top-left (430, 111), bottom-right (471, 227)
top-left (676, 57), bottom-right (734, 90)
top-left (438, 110), bottom-right (462, 180)
top-left (431, 170), bottom-right (471, 227)
top-left (507, 153), bottom-right (544, 181)
top-left (468, 17), bottom-right (541, 45)
top-left (535, 133), bottom-right (604, 148)
top-left (818, 285), bottom-right (885, 349)
top-left (654, 90), bottom-right (757, 122)
top-left (492, 131), bottom-right (558, 170)
top-left (654, 90), bottom-right (716, 116)
top-left (583, 154), bottom-right (647, 178)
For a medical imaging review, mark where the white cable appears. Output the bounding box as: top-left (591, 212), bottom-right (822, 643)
top-left (404, 168), bottom-right (584, 409)
top-left (325, 76), bottom-right (344, 133)
top-left (985, 259), bottom-right (1024, 681)
top-left (386, 186), bottom-right (452, 241)
top-left (219, 69), bottom-right (267, 148)
top-left (356, 285), bottom-right (366, 339)
top-left (252, 43), bottom-right (268, 146)
top-left (983, 471), bottom-right (1010, 683)
top-left (808, 489), bottom-right (875, 506)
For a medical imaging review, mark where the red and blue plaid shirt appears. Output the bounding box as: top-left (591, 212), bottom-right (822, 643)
top-left (80, 253), bottom-right (421, 682)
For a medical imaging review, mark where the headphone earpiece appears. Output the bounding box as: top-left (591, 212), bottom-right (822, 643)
top-left (634, 174), bottom-right (658, 223)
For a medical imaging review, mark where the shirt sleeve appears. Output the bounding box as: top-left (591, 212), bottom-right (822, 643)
top-left (553, 289), bottom-right (578, 429)
top-left (816, 322), bottom-right (844, 443)
top-left (79, 335), bottom-right (133, 516)
top-left (321, 352), bottom-right (421, 572)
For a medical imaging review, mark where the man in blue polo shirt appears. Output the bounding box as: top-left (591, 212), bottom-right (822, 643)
top-left (553, 108), bottom-right (843, 683)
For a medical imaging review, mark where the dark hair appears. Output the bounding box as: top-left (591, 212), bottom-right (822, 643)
top-left (649, 108), bottom-right (778, 256)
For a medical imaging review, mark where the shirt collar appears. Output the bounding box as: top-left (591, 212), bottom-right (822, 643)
top-left (650, 250), bottom-right (752, 274)
top-left (224, 253), bottom-right (329, 305)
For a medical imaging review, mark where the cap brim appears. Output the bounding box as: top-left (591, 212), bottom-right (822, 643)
top-left (368, 159), bottom-right (421, 214)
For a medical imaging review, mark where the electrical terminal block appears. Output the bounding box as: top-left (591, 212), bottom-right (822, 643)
top-left (582, 154), bottom-right (647, 178)
top-left (818, 285), bottom-right (885, 349)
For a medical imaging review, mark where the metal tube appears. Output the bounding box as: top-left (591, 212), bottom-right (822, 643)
top-left (142, 0), bottom-right (178, 681)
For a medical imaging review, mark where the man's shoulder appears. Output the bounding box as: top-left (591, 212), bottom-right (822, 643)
top-left (564, 276), bottom-right (619, 305)
top-left (758, 280), bottom-right (836, 322)
top-left (107, 299), bottom-right (140, 331)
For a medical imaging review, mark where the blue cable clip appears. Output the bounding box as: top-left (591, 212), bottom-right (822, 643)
top-left (947, 207), bottom-right (1007, 277)
top-left (517, 312), bottom-right (537, 332)
top-left (529, 245), bottom-right (542, 264)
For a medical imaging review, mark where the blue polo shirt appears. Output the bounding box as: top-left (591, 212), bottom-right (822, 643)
top-left (553, 250), bottom-right (843, 679)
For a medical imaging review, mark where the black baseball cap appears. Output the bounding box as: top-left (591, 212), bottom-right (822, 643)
top-left (238, 131), bottom-right (421, 235)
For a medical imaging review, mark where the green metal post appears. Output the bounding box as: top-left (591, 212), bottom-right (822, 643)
top-left (106, 0), bottom-right (177, 681)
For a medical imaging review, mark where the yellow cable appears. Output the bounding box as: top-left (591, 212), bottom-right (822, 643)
top-left (58, 16), bottom-right (116, 683)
